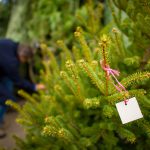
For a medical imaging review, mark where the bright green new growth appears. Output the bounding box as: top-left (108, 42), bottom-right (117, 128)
top-left (6, 25), bottom-right (150, 150)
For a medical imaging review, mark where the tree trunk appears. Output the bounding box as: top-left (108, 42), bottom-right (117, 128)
top-left (6, 0), bottom-right (29, 42)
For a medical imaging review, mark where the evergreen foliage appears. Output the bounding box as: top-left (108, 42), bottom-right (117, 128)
top-left (109, 0), bottom-right (150, 70)
top-left (8, 27), bottom-right (150, 149)
top-left (4, 0), bottom-right (150, 150)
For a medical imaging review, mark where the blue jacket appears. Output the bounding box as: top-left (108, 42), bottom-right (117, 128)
top-left (0, 39), bottom-right (36, 99)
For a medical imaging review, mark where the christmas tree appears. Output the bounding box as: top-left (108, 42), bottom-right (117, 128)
top-left (6, 0), bottom-right (150, 150)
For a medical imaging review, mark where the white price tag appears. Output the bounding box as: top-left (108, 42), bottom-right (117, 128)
top-left (116, 97), bottom-right (143, 124)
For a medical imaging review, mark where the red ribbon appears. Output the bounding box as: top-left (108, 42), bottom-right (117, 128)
top-left (100, 60), bottom-right (128, 105)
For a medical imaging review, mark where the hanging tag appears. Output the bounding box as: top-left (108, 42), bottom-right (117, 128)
top-left (116, 97), bottom-right (143, 124)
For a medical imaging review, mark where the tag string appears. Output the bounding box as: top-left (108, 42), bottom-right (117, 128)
top-left (100, 60), bottom-right (128, 105)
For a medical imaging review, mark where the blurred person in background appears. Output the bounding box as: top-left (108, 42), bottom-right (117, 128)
top-left (0, 39), bottom-right (45, 138)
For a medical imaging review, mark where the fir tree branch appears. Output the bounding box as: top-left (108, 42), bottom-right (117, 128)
top-left (77, 59), bottom-right (105, 94)
top-left (43, 116), bottom-right (75, 143)
top-left (6, 100), bottom-right (22, 112)
top-left (74, 27), bottom-right (93, 62)
top-left (60, 71), bottom-right (82, 103)
top-left (112, 28), bottom-right (125, 57)
top-left (57, 40), bottom-right (72, 60)
top-left (65, 60), bottom-right (84, 101)
top-left (120, 72), bottom-right (150, 88)
top-left (106, 89), bottom-right (146, 104)
top-left (117, 127), bottom-right (136, 143)
top-left (99, 34), bottom-right (111, 96)
top-left (18, 90), bottom-right (37, 104)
